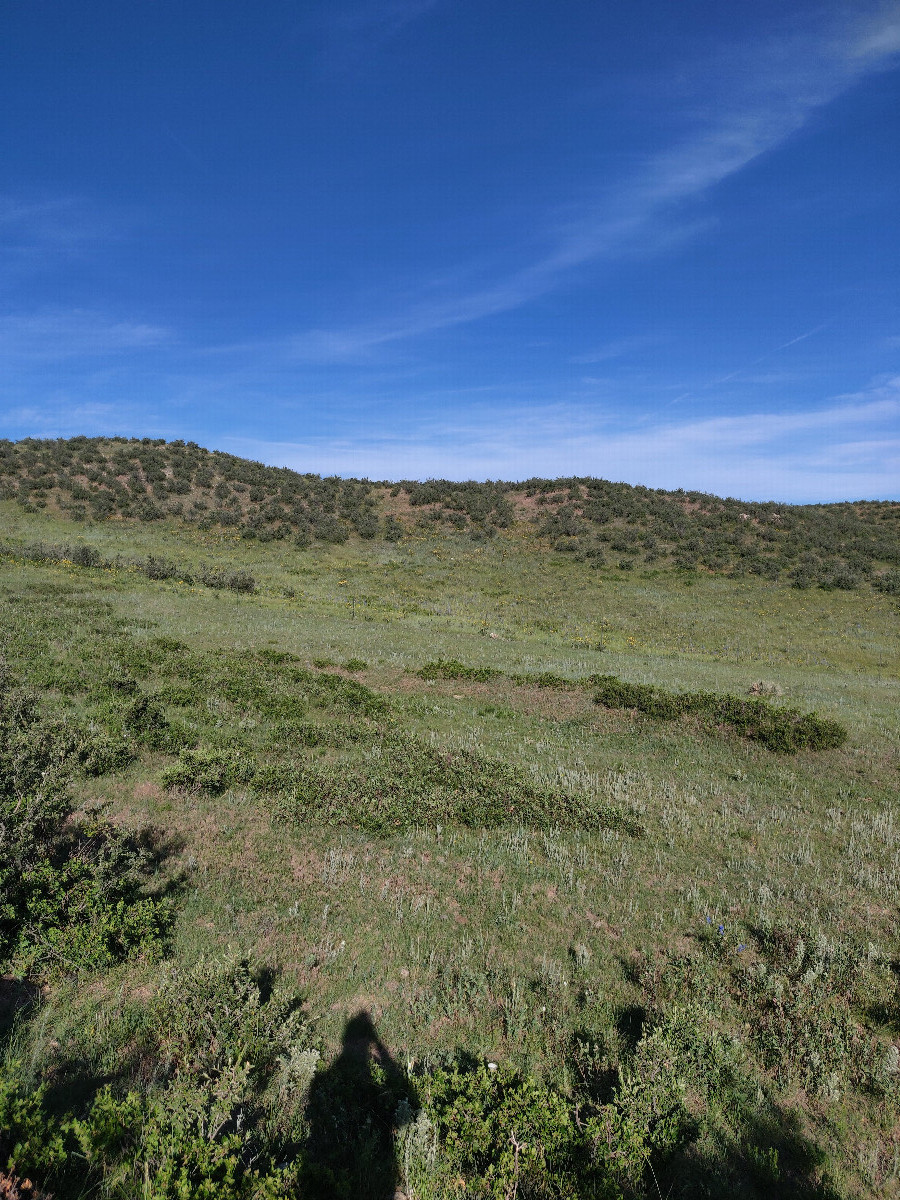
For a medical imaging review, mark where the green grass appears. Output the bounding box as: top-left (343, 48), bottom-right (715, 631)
top-left (1, 497), bottom-right (899, 1198)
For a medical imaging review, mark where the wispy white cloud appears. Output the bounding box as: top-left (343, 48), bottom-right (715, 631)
top-left (0, 195), bottom-right (125, 280)
top-left (337, 0), bottom-right (443, 36)
top-left (568, 335), bottom-right (666, 365)
top-left (322, 0), bottom-right (444, 63)
top-left (224, 379), bottom-right (900, 501)
top-left (284, 6), bottom-right (900, 362)
top-left (0, 309), bottom-right (170, 361)
top-left (0, 400), bottom-right (148, 435)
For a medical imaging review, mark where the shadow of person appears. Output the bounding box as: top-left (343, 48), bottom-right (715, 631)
top-left (302, 1010), bottom-right (418, 1200)
top-left (0, 975), bottom-right (41, 1046)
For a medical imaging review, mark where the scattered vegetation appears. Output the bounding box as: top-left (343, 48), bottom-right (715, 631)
top-left (1, 436), bottom-right (898, 589)
top-left (418, 660), bottom-right (848, 752)
top-left (0, 438), bottom-right (897, 1197)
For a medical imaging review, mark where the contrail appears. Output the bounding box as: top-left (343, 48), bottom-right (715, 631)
top-left (663, 319), bottom-right (835, 409)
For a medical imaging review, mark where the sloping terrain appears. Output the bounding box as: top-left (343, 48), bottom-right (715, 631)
top-left (2, 435), bottom-right (898, 590)
top-left (0, 439), bottom-right (898, 1199)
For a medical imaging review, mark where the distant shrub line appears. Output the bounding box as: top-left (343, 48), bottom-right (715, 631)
top-left (0, 540), bottom-right (257, 594)
top-left (417, 661), bottom-right (847, 752)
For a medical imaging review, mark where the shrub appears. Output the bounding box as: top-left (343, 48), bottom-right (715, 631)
top-left (418, 659), bottom-right (502, 683)
top-left (509, 671), bottom-right (578, 690)
top-left (0, 683), bottom-right (173, 977)
top-left (422, 1062), bottom-right (585, 1198)
top-left (0, 1072), bottom-right (68, 1176)
top-left (226, 569), bottom-right (256, 594)
top-left (277, 730), bottom-right (638, 836)
top-left (873, 569), bottom-right (900, 595)
top-left (69, 543), bottom-right (102, 568)
top-left (195, 566), bottom-right (256, 593)
top-left (591, 675), bottom-right (846, 752)
top-left (145, 556), bottom-right (180, 581)
top-left (383, 515), bottom-right (405, 542)
top-left (819, 568), bottom-right (860, 591)
top-left (123, 694), bottom-right (194, 753)
top-left (161, 746), bottom-right (255, 794)
top-left (314, 516), bottom-right (349, 544)
top-left (1, 960), bottom-right (306, 1198)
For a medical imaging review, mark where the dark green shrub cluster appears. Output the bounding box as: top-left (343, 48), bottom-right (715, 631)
top-left (0, 682), bottom-right (173, 977)
top-left (520, 476), bottom-right (899, 586)
top-left (0, 437), bottom-right (380, 548)
top-left (400, 479), bottom-right (515, 537)
top-left (197, 565), bottom-right (257, 593)
top-left (591, 675), bottom-right (847, 752)
top-left (418, 660), bottom-right (583, 690)
top-left (276, 730), bottom-right (639, 836)
top-left (417, 1002), bottom-right (771, 1199)
top-left (418, 659), bottom-right (503, 682)
top-left (0, 959), bottom-right (304, 1199)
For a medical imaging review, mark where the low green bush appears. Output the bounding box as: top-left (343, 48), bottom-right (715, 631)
top-left (0, 959), bottom-right (306, 1199)
top-left (123, 694), bottom-right (195, 753)
top-left (161, 745), bottom-right (257, 794)
top-left (0, 682), bottom-right (174, 977)
top-left (590, 675), bottom-right (846, 753)
top-left (276, 730), bottom-right (639, 836)
top-left (873, 569), bottom-right (900, 595)
top-left (509, 671), bottom-right (579, 690)
top-left (418, 660), bottom-right (503, 683)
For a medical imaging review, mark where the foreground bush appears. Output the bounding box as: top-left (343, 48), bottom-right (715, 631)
top-left (0, 681), bottom-right (173, 977)
top-left (0, 959), bottom-right (304, 1199)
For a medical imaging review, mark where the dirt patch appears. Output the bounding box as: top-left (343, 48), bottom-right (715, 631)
top-left (509, 492), bottom-right (547, 519)
top-left (388, 672), bottom-right (595, 722)
top-left (289, 848), bottom-right (325, 885)
top-left (133, 780), bottom-right (164, 802)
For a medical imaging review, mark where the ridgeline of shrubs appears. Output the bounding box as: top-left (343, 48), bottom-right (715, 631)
top-left (1, 437), bottom-right (898, 587)
top-left (0, 435), bottom-right (382, 549)
top-left (0, 540), bottom-right (257, 594)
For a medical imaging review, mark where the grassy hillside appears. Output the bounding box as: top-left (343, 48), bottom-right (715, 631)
top-left (3, 435), bottom-right (899, 590)
top-left (0, 441), bottom-right (899, 1199)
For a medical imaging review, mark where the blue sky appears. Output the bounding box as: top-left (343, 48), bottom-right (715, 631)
top-left (1, 0), bottom-right (898, 500)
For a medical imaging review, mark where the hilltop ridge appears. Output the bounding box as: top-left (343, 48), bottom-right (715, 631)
top-left (2, 435), bottom-right (898, 592)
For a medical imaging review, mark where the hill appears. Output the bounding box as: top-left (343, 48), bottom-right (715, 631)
top-left (2, 434), bottom-right (899, 591)
top-left (0, 436), bottom-right (898, 1199)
